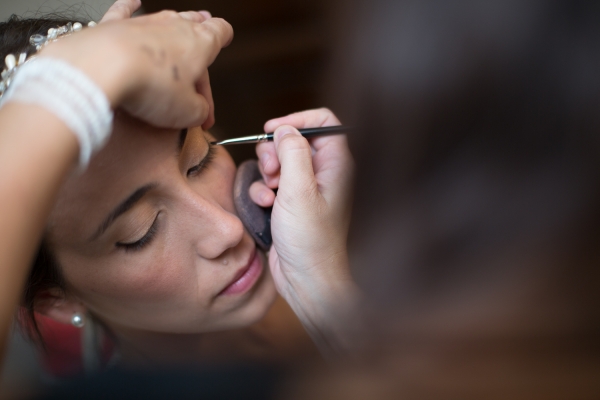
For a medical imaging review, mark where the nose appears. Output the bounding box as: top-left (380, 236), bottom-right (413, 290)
top-left (182, 192), bottom-right (245, 259)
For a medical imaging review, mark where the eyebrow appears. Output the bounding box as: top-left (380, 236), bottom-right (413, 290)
top-left (90, 129), bottom-right (188, 242)
top-left (90, 183), bottom-right (158, 242)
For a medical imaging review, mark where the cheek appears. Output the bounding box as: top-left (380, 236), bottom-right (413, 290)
top-left (58, 245), bottom-right (204, 307)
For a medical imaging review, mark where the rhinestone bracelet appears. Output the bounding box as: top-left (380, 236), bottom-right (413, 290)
top-left (0, 20), bottom-right (114, 170)
top-left (0, 21), bottom-right (97, 98)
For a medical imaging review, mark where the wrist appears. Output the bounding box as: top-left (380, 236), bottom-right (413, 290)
top-left (278, 242), bottom-right (352, 311)
top-left (40, 26), bottom-right (138, 109)
top-left (283, 273), bottom-right (359, 323)
top-left (5, 53), bottom-right (115, 169)
top-left (284, 277), bottom-right (363, 359)
top-left (277, 251), bottom-right (363, 358)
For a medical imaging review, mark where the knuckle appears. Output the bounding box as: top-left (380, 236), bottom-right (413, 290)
top-left (256, 142), bottom-right (275, 154)
top-left (194, 23), bottom-right (218, 45)
top-left (279, 134), bottom-right (310, 154)
top-left (158, 10), bottom-right (179, 19)
top-left (193, 105), bottom-right (208, 122)
top-left (211, 18), bottom-right (231, 29)
top-left (179, 11), bottom-right (201, 21)
top-left (109, 3), bottom-right (126, 12)
top-left (203, 18), bottom-right (233, 40)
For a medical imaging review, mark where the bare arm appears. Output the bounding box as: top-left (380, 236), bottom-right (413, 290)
top-left (0, 105), bottom-right (78, 359)
top-left (0, 9), bottom-right (232, 361)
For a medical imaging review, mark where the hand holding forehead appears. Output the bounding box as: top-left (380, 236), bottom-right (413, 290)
top-left (40, 4), bottom-right (233, 129)
top-left (100, 2), bottom-right (224, 130)
top-left (121, 11), bottom-right (233, 128)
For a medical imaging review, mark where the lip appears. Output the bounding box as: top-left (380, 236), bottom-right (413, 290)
top-left (218, 247), bottom-right (263, 296)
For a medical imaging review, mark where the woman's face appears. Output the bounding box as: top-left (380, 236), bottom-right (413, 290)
top-left (47, 112), bottom-right (277, 334)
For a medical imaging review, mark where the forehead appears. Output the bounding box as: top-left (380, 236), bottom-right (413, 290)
top-left (48, 113), bottom-right (180, 244)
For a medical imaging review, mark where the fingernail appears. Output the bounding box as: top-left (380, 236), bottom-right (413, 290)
top-left (275, 126), bottom-right (296, 140)
top-left (199, 10), bottom-right (212, 19)
top-left (260, 189), bottom-right (271, 203)
top-left (260, 152), bottom-right (270, 169)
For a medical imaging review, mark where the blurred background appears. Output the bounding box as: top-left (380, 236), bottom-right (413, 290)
top-left (0, 0), bottom-right (335, 396)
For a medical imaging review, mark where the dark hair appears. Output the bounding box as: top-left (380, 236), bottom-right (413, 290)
top-left (329, 0), bottom-right (600, 395)
top-left (19, 239), bottom-right (65, 343)
top-left (0, 15), bottom-right (88, 344)
top-left (334, 0), bottom-right (600, 324)
top-left (0, 14), bottom-right (86, 61)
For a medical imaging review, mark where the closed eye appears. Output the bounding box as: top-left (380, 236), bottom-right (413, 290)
top-left (116, 212), bottom-right (160, 252)
top-left (187, 143), bottom-right (216, 176)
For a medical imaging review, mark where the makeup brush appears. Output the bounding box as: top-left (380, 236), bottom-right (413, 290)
top-left (211, 125), bottom-right (353, 146)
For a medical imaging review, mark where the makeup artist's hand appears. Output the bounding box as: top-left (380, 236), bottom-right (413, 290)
top-left (41, 7), bottom-right (232, 130)
top-left (251, 108), bottom-right (361, 357)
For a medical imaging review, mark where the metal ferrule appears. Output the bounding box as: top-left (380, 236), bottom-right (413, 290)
top-left (214, 135), bottom-right (261, 145)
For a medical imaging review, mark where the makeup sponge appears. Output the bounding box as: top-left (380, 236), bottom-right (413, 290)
top-left (233, 160), bottom-right (272, 250)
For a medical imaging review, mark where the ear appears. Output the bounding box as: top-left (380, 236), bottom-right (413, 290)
top-left (33, 288), bottom-right (87, 326)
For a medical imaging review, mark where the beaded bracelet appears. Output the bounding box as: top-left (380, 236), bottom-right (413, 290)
top-left (0, 21), bottom-right (97, 97)
top-left (0, 21), bottom-right (114, 170)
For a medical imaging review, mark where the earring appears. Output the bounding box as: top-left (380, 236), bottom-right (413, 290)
top-left (71, 313), bottom-right (85, 328)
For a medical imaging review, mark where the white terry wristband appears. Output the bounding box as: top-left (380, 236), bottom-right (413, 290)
top-left (0, 57), bottom-right (113, 170)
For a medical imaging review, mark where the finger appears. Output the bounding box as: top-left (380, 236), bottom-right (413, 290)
top-left (264, 108), bottom-right (340, 133)
top-left (310, 128), bottom-right (351, 154)
top-left (311, 135), bottom-right (354, 202)
top-left (256, 142), bottom-right (280, 176)
top-left (197, 71), bottom-right (215, 130)
top-left (259, 164), bottom-right (280, 189)
top-left (178, 11), bottom-right (209, 23)
top-left (162, 88), bottom-right (210, 128)
top-left (265, 108), bottom-right (348, 158)
top-left (256, 142), bottom-right (281, 189)
top-left (100, 0), bottom-right (141, 23)
top-left (273, 125), bottom-right (319, 205)
top-left (191, 18), bottom-right (234, 70)
top-left (249, 181), bottom-right (275, 208)
top-left (143, 9), bottom-right (181, 22)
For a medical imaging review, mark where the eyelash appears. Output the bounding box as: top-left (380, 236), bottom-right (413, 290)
top-left (116, 213), bottom-right (160, 252)
top-left (187, 144), bottom-right (216, 177)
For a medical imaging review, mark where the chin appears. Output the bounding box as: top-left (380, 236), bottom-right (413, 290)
top-left (216, 262), bottom-right (279, 331)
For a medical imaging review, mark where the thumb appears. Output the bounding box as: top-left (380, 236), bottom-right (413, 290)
top-left (273, 125), bottom-right (319, 207)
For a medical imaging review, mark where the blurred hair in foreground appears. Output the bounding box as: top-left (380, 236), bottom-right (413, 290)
top-left (297, 0), bottom-right (600, 398)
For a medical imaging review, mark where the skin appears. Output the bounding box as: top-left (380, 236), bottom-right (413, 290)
top-left (37, 108), bottom-right (357, 365)
top-left (38, 112), bottom-right (281, 363)
top-left (0, 4), bottom-right (234, 361)
top-left (32, 2), bottom-right (285, 364)
top-left (0, 0), bottom-right (357, 367)
top-left (251, 109), bottom-right (363, 357)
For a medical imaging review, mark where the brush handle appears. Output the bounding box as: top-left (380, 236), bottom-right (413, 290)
top-left (265, 125), bottom-right (353, 141)
top-left (214, 125), bottom-right (353, 145)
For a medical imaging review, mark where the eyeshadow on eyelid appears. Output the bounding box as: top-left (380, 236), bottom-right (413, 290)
top-left (120, 212), bottom-right (155, 237)
top-left (188, 142), bottom-right (216, 176)
top-left (117, 212), bottom-right (160, 251)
